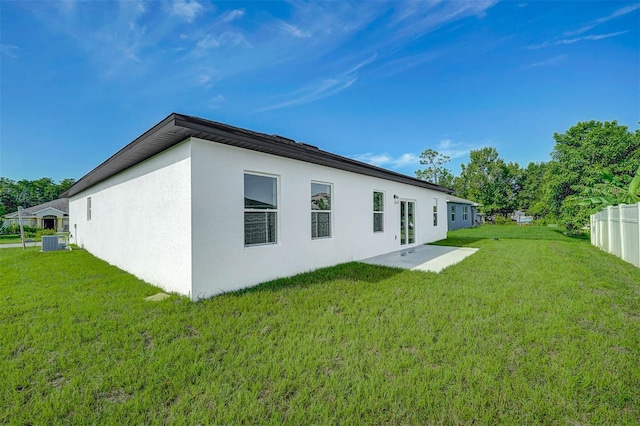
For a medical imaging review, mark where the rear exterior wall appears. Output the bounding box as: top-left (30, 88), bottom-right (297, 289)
top-left (190, 138), bottom-right (447, 299)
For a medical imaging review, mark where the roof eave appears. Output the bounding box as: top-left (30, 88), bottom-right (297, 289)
top-left (65, 113), bottom-right (454, 197)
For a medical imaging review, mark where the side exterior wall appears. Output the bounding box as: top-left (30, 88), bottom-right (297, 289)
top-left (447, 202), bottom-right (474, 231)
top-left (69, 141), bottom-right (193, 297)
top-left (190, 138), bottom-right (448, 299)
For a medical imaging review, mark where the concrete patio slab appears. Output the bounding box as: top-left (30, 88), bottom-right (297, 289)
top-left (360, 244), bottom-right (478, 273)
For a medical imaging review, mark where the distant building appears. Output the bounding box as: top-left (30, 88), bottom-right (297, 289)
top-left (2, 198), bottom-right (69, 231)
top-left (446, 195), bottom-right (480, 230)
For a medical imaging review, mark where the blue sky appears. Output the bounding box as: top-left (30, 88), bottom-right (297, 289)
top-left (1, 0), bottom-right (638, 182)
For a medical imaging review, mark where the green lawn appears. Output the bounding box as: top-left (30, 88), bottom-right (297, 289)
top-left (0, 235), bottom-right (24, 244)
top-left (1, 227), bottom-right (639, 424)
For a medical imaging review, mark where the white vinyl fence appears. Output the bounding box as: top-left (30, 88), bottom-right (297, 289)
top-left (590, 203), bottom-right (640, 267)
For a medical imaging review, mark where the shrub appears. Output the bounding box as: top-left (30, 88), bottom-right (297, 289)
top-left (0, 224), bottom-right (40, 235)
top-left (563, 220), bottom-right (588, 237)
top-left (1, 224), bottom-right (20, 235)
top-left (35, 229), bottom-right (57, 241)
top-left (494, 215), bottom-right (511, 225)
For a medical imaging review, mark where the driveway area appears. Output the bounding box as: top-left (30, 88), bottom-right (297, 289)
top-left (360, 244), bottom-right (478, 273)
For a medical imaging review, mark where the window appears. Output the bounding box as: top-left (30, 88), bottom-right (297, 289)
top-left (87, 197), bottom-right (92, 221)
top-left (244, 173), bottom-right (277, 246)
top-left (463, 206), bottom-right (468, 221)
top-left (433, 199), bottom-right (438, 226)
top-left (373, 191), bottom-right (384, 232)
top-left (451, 205), bottom-right (456, 222)
top-left (311, 182), bottom-right (332, 239)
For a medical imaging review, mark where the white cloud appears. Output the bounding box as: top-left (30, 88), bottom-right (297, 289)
top-left (565, 4), bottom-right (640, 36)
top-left (1, 44), bottom-right (19, 60)
top-left (523, 54), bottom-right (566, 69)
top-left (390, 0), bottom-right (499, 40)
top-left (171, 0), bottom-right (204, 23)
top-left (559, 31), bottom-right (629, 44)
top-left (257, 77), bottom-right (356, 112)
top-left (353, 138), bottom-right (479, 171)
top-left (223, 9), bottom-right (245, 23)
top-left (194, 31), bottom-right (250, 56)
top-left (392, 153), bottom-right (420, 167)
top-left (208, 94), bottom-right (225, 109)
top-left (196, 35), bottom-right (220, 50)
top-left (435, 139), bottom-right (477, 160)
top-left (438, 139), bottom-right (453, 150)
top-left (197, 73), bottom-right (213, 86)
top-left (278, 22), bottom-right (311, 39)
top-left (352, 153), bottom-right (420, 168)
top-left (529, 31), bottom-right (628, 49)
top-left (256, 54), bottom-right (376, 112)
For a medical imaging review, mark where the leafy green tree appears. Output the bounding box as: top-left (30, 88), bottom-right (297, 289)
top-left (517, 162), bottom-right (551, 217)
top-left (453, 147), bottom-right (521, 217)
top-left (548, 120), bottom-right (640, 225)
top-left (0, 178), bottom-right (19, 214)
top-left (58, 178), bottom-right (76, 194)
top-left (0, 177), bottom-right (76, 215)
top-left (415, 149), bottom-right (452, 186)
top-left (437, 169), bottom-right (455, 189)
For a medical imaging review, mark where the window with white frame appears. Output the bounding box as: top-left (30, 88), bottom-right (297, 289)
top-left (311, 182), bottom-right (332, 239)
top-left (433, 199), bottom-right (438, 226)
top-left (463, 206), bottom-right (468, 221)
top-left (451, 205), bottom-right (456, 222)
top-left (373, 191), bottom-right (384, 232)
top-left (244, 173), bottom-right (278, 246)
top-left (87, 197), bottom-right (92, 221)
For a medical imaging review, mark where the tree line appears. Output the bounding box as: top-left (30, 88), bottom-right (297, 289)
top-left (2, 120), bottom-right (638, 229)
top-left (415, 120), bottom-right (640, 228)
top-left (0, 177), bottom-right (75, 216)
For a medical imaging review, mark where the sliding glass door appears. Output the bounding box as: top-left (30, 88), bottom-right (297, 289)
top-left (400, 200), bottom-right (415, 245)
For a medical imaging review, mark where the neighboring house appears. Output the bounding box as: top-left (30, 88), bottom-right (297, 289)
top-left (446, 195), bottom-right (480, 231)
top-left (64, 113), bottom-right (453, 300)
top-left (2, 198), bottom-right (69, 231)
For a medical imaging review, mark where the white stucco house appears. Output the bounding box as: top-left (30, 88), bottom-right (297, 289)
top-left (64, 113), bottom-right (453, 300)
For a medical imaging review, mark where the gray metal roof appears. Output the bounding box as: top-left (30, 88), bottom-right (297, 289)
top-left (446, 194), bottom-right (480, 206)
top-left (63, 113), bottom-right (454, 198)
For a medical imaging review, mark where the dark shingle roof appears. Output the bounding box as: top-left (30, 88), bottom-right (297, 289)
top-left (63, 113), bottom-right (454, 198)
top-left (4, 198), bottom-right (69, 218)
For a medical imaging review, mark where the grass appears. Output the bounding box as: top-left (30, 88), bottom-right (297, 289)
top-left (1, 226), bottom-right (639, 424)
top-left (0, 234), bottom-right (25, 244)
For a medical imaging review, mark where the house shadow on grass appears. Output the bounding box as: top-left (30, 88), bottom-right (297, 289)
top-left (229, 262), bottom-right (405, 296)
top-left (429, 237), bottom-right (485, 248)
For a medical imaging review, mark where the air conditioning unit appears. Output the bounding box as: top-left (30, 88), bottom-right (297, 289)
top-left (42, 235), bottom-right (62, 252)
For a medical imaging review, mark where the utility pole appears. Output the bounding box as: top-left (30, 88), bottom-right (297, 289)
top-left (17, 206), bottom-right (26, 250)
